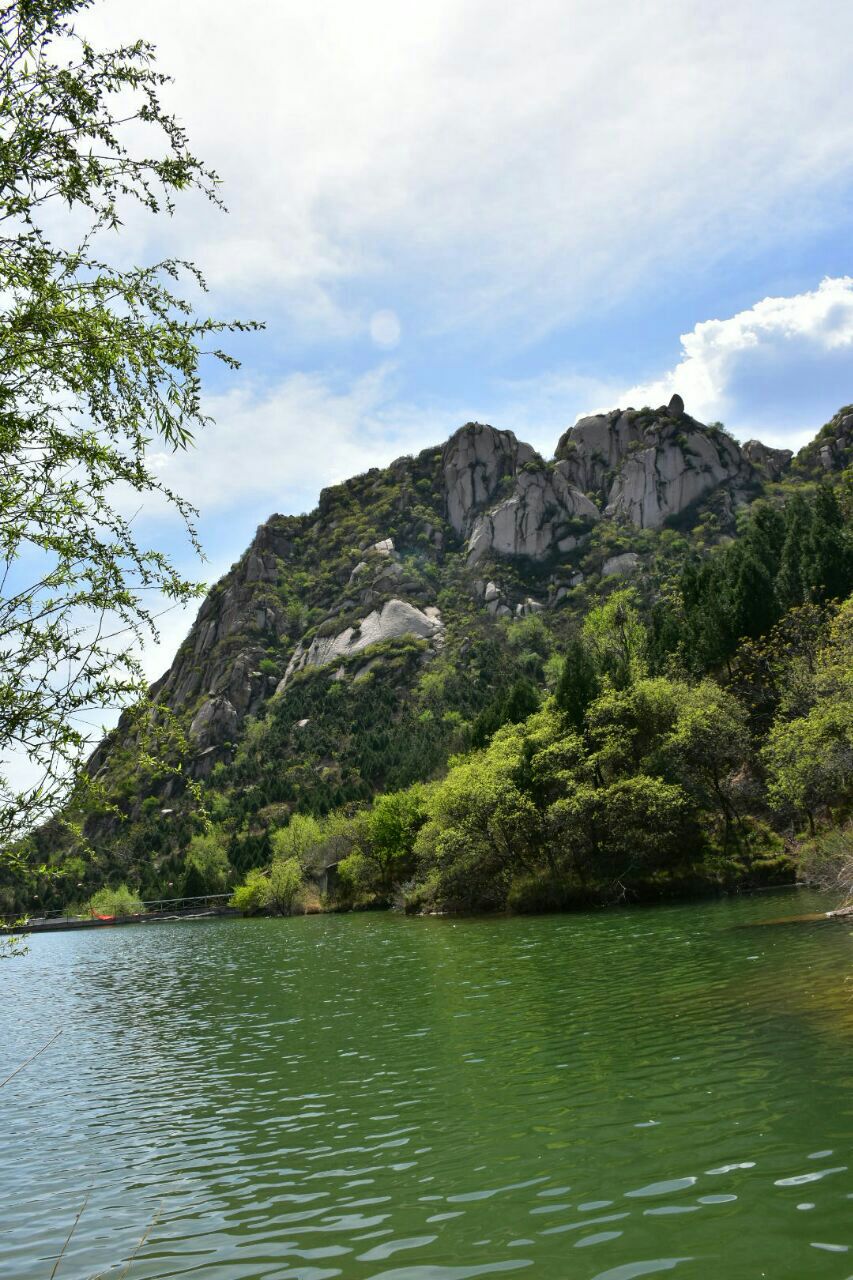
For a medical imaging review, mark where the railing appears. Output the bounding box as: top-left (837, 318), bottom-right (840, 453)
top-left (138, 893), bottom-right (233, 915)
top-left (9, 893), bottom-right (234, 929)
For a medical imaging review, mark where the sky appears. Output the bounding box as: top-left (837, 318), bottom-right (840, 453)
top-left (76, 0), bottom-right (853, 679)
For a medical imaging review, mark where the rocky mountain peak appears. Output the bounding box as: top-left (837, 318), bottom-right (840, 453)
top-left (792, 405), bottom-right (853, 477)
top-left (441, 422), bottom-right (538, 534)
top-left (555, 398), bottom-right (760, 528)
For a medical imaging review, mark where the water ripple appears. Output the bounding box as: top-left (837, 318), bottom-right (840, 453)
top-left (0, 889), bottom-right (850, 1278)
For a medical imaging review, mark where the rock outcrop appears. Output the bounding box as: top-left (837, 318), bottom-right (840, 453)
top-left (742, 440), bottom-right (793, 480)
top-left (466, 463), bottom-right (599, 563)
top-left (793, 406), bottom-right (853, 476)
top-left (441, 421), bottom-right (599, 563)
top-left (442, 423), bottom-right (537, 535)
top-left (281, 599), bottom-right (444, 686)
top-left (556, 399), bottom-right (758, 529)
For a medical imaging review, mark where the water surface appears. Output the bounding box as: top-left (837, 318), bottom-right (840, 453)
top-left (1, 890), bottom-right (851, 1279)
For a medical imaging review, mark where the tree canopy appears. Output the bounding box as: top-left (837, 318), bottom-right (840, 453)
top-left (0, 0), bottom-right (257, 841)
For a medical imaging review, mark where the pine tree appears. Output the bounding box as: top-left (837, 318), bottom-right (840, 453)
top-left (556, 634), bottom-right (599, 729)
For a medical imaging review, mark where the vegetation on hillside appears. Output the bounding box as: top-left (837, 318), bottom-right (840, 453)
top-left (3, 408), bottom-right (852, 919)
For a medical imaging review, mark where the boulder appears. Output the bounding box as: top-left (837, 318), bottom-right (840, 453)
top-left (601, 552), bottom-right (640, 579)
top-left (280, 599), bottom-right (444, 686)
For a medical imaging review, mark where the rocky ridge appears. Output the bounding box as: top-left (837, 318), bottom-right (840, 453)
top-left (95, 396), bottom-right (808, 785)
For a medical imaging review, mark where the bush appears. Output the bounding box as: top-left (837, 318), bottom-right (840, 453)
top-left (86, 884), bottom-right (144, 917)
top-left (182, 829), bottom-right (231, 896)
top-left (797, 823), bottom-right (853, 903)
top-left (267, 857), bottom-right (304, 913)
top-left (230, 857), bottom-right (305, 916)
top-left (230, 869), bottom-right (270, 915)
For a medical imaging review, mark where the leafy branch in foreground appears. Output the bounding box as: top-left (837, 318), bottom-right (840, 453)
top-left (0, 0), bottom-right (261, 842)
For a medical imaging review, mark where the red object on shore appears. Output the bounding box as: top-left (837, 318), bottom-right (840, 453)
top-left (92, 913), bottom-right (115, 921)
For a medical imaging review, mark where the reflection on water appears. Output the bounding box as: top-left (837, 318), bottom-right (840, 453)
top-left (0, 889), bottom-right (850, 1279)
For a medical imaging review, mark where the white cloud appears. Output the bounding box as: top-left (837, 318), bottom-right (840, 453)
top-left (369, 309), bottom-right (402, 349)
top-left (82, 0), bottom-right (853, 336)
top-left (140, 277), bottom-right (853, 535)
top-left (612, 277), bottom-right (853, 447)
top-left (143, 365), bottom-right (458, 521)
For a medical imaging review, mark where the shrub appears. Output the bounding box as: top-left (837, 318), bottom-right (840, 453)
top-left (267, 857), bottom-right (304, 913)
top-left (230, 857), bottom-right (305, 915)
top-left (86, 884), bottom-right (144, 917)
top-left (797, 824), bottom-right (853, 903)
top-left (230, 869), bottom-right (270, 915)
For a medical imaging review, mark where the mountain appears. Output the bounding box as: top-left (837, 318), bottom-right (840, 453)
top-left (13, 397), bottom-right (853, 912)
top-left (113, 395), bottom-right (778, 768)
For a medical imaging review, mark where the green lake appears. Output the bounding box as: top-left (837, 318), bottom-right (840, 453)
top-left (1, 889), bottom-right (851, 1279)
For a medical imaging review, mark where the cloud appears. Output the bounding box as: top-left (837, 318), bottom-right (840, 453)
top-left (612, 277), bottom-right (853, 447)
top-left (144, 365), bottom-right (459, 521)
top-left (369, 309), bottom-right (402, 349)
top-left (140, 277), bottom-right (853, 539)
top-left (83, 0), bottom-right (853, 338)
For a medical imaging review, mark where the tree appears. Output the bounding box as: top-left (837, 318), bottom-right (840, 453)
top-left (365, 787), bottom-right (427, 893)
top-left (229, 858), bottom-right (305, 915)
top-left (762, 598), bottom-right (853, 831)
top-left (547, 775), bottom-right (691, 889)
top-left (230, 868), bottom-right (270, 916)
top-left (0, 1), bottom-right (258, 842)
top-left (555, 632), bottom-right (598, 729)
top-left (182, 829), bottom-right (230, 896)
top-left (270, 814), bottom-right (324, 870)
top-left (582, 589), bottom-right (647, 690)
top-left (661, 681), bottom-right (750, 844)
top-left (266, 857), bottom-right (304, 914)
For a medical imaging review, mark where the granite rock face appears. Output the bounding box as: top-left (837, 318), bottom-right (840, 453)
top-left (742, 440), bottom-right (793, 481)
top-left (442, 423), bottom-right (598, 563)
top-left (442, 423), bottom-right (538, 535)
top-left (280, 599), bottom-right (444, 686)
top-left (556, 400), bottom-right (758, 529)
top-left (466, 463), bottom-right (600, 563)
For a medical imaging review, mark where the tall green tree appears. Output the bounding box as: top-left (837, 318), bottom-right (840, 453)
top-left (555, 631), bottom-right (598, 729)
top-left (0, 1), bottom-right (258, 841)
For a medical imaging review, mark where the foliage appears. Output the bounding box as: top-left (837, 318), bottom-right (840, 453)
top-left (85, 883), bottom-right (143, 917)
top-left (230, 857), bottom-right (305, 915)
top-left (582, 590), bottom-right (647, 689)
top-left (270, 814), bottom-right (324, 869)
top-left (762, 598), bottom-right (853, 831)
top-left (182, 830), bottom-right (230, 896)
top-left (796, 824), bottom-right (853, 904)
top-left (555, 631), bottom-right (598, 728)
top-left (266, 857), bottom-right (304, 914)
top-left (230, 869), bottom-right (270, 916)
top-left (0, 0), bottom-right (257, 841)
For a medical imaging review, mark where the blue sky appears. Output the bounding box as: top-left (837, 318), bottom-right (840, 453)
top-left (79, 0), bottom-right (853, 678)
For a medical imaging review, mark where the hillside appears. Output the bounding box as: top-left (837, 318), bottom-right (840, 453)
top-left (8, 397), bottom-right (853, 915)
